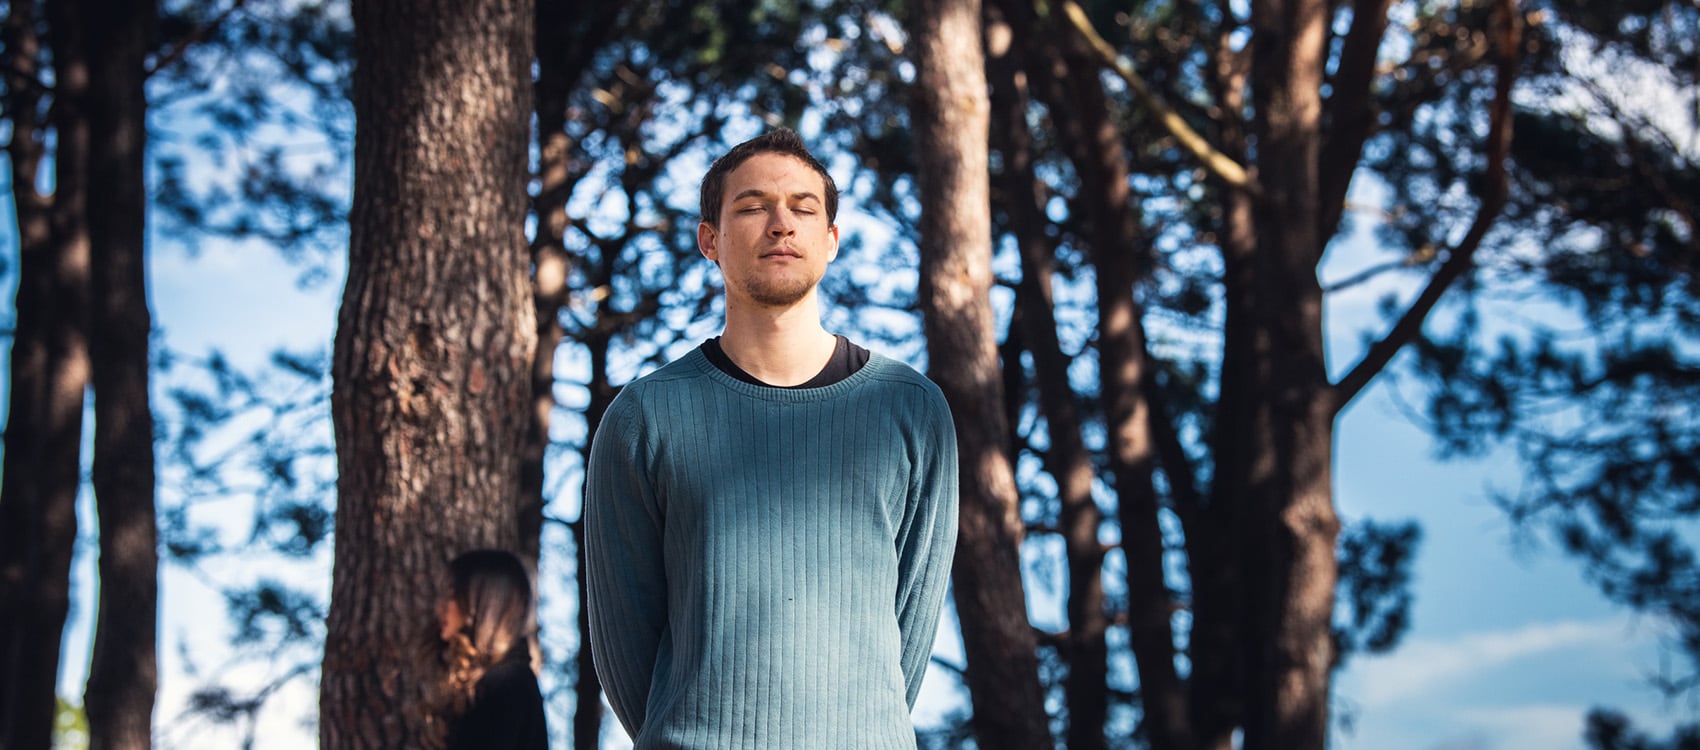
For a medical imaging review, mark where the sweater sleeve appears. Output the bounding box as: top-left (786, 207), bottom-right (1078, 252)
top-left (584, 389), bottom-right (668, 737)
top-left (893, 387), bottom-right (960, 708)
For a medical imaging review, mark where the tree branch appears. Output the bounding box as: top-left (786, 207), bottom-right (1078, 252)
top-left (1142, 350), bottom-right (1203, 539)
top-left (1321, 256), bottom-right (1423, 294)
top-left (147, 0), bottom-right (249, 79)
top-left (1330, 0), bottom-right (1521, 415)
top-left (1054, 0), bottom-right (1260, 196)
top-left (1317, 0), bottom-right (1394, 240)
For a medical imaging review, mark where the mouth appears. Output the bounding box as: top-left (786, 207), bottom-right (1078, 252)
top-left (761, 247), bottom-right (803, 259)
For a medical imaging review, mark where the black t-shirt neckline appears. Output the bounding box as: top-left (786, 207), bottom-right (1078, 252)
top-left (701, 334), bottom-right (870, 389)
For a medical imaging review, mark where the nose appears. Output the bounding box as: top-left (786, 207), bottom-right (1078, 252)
top-left (767, 207), bottom-right (797, 237)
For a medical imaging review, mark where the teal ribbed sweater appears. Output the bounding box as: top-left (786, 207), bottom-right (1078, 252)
top-left (585, 348), bottom-right (959, 749)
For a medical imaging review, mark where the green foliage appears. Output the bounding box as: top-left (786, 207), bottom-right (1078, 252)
top-left (150, 0), bottom-right (353, 283)
top-left (1389, 0), bottom-right (1700, 703)
top-left (1334, 521), bottom-right (1421, 663)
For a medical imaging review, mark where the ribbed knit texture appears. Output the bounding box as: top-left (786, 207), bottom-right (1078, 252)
top-left (585, 348), bottom-right (959, 750)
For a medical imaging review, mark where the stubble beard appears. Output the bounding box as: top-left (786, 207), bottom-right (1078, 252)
top-left (734, 268), bottom-right (817, 308)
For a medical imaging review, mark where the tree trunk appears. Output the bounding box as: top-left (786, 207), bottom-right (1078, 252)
top-left (1194, 23), bottom-right (1257, 750)
top-left (521, 0), bottom-right (576, 572)
top-left (0, 2), bottom-right (90, 747)
top-left (1014, 6), bottom-right (1192, 747)
top-left (78, 2), bottom-right (159, 748)
top-left (530, 3), bottom-right (628, 744)
top-left (574, 337), bottom-right (619, 749)
top-left (321, 0), bottom-right (537, 745)
top-left (909, 1), bottom-right (1051, 747)
top-left (985, 7), bottom-right (1109, 747)
top-left (1241, 1), bottom-right (1339, 748)
top-left (1061, 63), bottom-right (1190, 750)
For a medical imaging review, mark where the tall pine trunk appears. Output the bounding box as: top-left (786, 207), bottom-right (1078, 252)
top-left (1240, 1), bottom-right (1337, 748)
top-left (81, 1), bottom-right (160, 747)
top-left (1050, 46), bottom-right (1192, 750)
top-left (909, 1), bottom-right (1051, 747)
top-left (0, 2), bottom-right (90, 747)
top-left (321, 0), bottom-right (537, 745)
top-left (1192, 20), bottom-right (1258, 749)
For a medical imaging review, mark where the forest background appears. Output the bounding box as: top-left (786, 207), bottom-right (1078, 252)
top-left (2, 1), bottom-right (1698, 749)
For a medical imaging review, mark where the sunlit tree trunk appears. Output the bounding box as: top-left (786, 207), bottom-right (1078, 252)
top-left (1239, 1), bottom-right (1337, 748)
top-left (910, 0), bottom-right (1051, 747)
top-left (321, 0), bottom-right (537, 745)
top-left (0, 2), bottom-right (90, 747)
top-left (80, 1), bottom-right (160, 747)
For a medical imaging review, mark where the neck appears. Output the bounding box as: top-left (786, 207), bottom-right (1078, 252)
top-left (718, 295), bottom-right (837, 387)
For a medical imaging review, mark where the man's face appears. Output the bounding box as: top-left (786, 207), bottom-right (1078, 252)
top-left (698, 152), bottom-right (839, 310)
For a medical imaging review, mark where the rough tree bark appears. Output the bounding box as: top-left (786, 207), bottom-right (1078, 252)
top-left (321, 0), bottom-right (537, 745)
top-left (81, 1), bottom-right (161, 747)
top-left (909, 0), bottom-right (1052, 747)
top-left (0, 1), bottom-right (91, 747)
top-left (1239, 1), bottom-right (1337, 748)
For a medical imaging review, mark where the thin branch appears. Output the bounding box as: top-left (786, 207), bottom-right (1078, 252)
top-left (147, 0), bottom-right (250, 79)
top-left (1142, 350), bottom-right (1203, 538)
top-left (1330, 0), bottom-right (1521, 415)
top-left (1321, 257), bottom-right (1420, 294)
top-left (1054, 0), bottom-right (1260, 196)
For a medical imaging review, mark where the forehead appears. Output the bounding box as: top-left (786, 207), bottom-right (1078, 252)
top-left (723, 152), bottom-right (827, 199)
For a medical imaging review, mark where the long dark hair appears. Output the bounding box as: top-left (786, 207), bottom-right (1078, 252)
top-left (436, 548), bottom-right (535, 715)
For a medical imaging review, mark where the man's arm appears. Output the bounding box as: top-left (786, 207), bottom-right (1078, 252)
top-left (584, 392), bottom-right (668, 737)
top-left (893, 389), bottom-right (960, 707)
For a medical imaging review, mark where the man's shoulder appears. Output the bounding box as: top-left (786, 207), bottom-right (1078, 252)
top-left (863, 353), bottom-right (945, 397)
top-left (858, 353), bottom-right (952, 422)
top-left (613, 348), bottom-right (712, 396)
top-left (600, 348), bottom-right (714, 425)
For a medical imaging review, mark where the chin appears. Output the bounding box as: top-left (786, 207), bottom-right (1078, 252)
top-left (737, 278), bottom-right (816, 308)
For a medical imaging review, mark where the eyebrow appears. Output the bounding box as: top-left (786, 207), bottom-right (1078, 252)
top-left (730, 189), bottom-right (823, 205)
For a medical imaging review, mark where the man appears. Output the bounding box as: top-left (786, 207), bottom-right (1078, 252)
top-left (584, 128), bottom-right (959, 749)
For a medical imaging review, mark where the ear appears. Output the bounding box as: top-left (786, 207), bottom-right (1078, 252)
top-left (698, 221), bottom-right (719, 263)
top-left (827, 224), bottom-right (840, 262)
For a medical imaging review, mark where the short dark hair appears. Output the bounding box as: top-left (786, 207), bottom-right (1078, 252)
top-left (699, 128), bottom-right (838, 227)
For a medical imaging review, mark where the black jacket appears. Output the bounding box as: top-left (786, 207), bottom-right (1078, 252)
top-left (449, 650), bottom-right (549, 750)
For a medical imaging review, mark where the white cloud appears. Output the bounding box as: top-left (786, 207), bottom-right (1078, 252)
top-left (1348, 617), bottom-right (1643, 707)
top-left (1449, 704), bottom-right (1590, 750)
